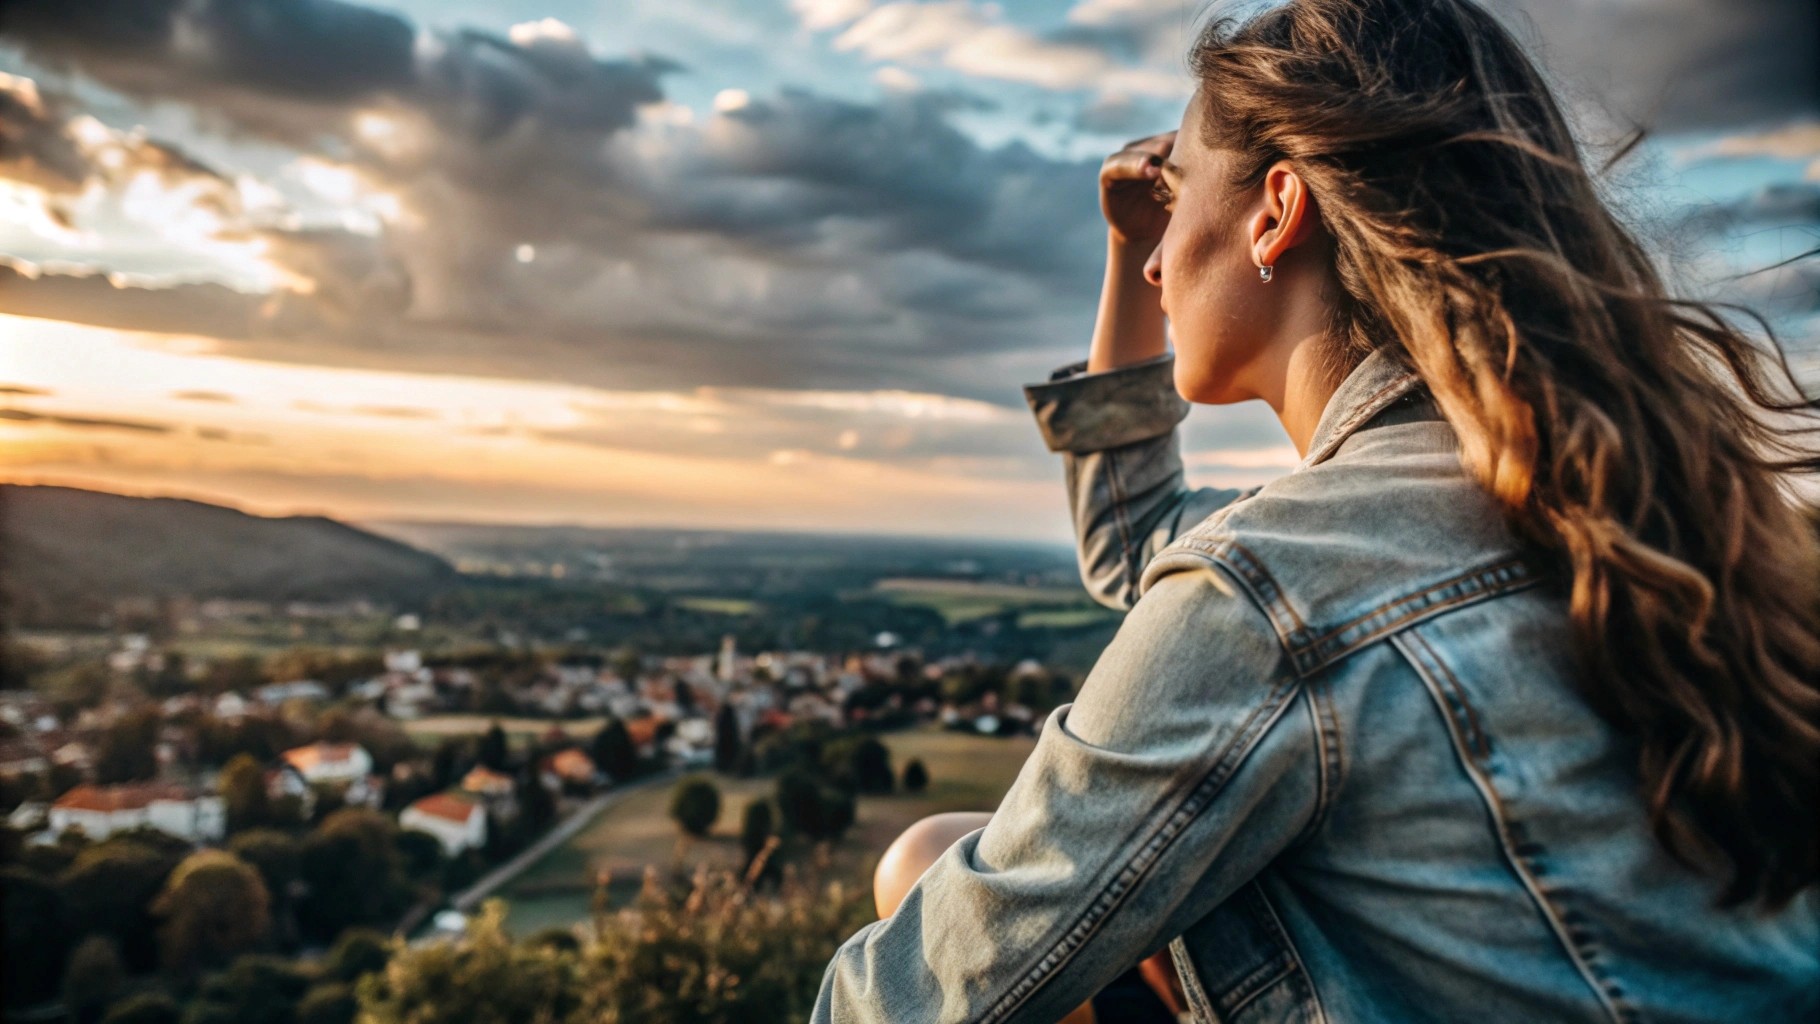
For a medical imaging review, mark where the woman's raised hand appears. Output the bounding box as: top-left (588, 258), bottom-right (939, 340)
top-left (1099, 129), bottom-right (1175, 248)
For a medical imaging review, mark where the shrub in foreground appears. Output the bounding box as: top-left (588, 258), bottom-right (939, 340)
top-left (360, 859), bottom-right (872, 1024)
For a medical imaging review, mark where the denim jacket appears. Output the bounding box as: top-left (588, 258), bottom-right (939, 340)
top-left (811, 348), bottom-right (1820, 1024)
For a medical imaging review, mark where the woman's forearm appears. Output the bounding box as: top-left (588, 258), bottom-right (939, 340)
top-left (1088, 232), bottom-right (1167, 374)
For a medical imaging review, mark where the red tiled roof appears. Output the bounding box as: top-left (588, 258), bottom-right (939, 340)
top-left (461, 766), bottom-right (515, 794)
top-left (406, 792), bottom-right (481, 825)
top-left (53, 782), bottom-right (194, 812)
top-left (544, 748), bottom-right (596, 780)
top-left (281, 742), bottom-right (363, 771)
top-left (625, 717), bottom-right (665, 746)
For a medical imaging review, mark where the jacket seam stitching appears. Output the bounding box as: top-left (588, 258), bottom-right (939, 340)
top-left (1215, 883), bottom-right (1297, 1017)
top-left (977, 671), bottom-right (1306, 1024)
top-left (1105, 447), bottom-right (1137, 607)
top-left (1235, 884), bottom-right (1330, 1024)
top-left (1162, 539), bottom-right (1307, 653)
top-left (1158, 543), bottom-right (1541, 680)
top-left (1293, 678), bottom-right (1343, 847)
top-left (1391, 629), bottom-right (1637, 1024)
top-left (1304, 371), bottom-right (1421, 465)
top-left (1292, 559), bottom-right (1543, 676)
top-left (1166, 938), bottom-right (1221, 1024)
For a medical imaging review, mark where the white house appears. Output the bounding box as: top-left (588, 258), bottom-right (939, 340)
top-left (399, 792), bottom-right (487, 855)
top-left (50, 783), bottom-right (225, 842)
top-left (280, 742), bottom-right (373, 783)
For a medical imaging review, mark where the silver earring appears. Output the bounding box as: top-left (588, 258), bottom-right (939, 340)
top-left (1258, 264), bottom-right (1274, 283)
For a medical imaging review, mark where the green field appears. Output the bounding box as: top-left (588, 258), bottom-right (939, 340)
top-left (496, 726), bottom-right (1038, 935)
top-left (859, 577), bottom-right (1109, 627)
top-left (671, 596), bottom-right (761, 616)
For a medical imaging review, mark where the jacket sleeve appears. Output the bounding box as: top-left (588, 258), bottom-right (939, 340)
top-left (1023, 352), bottom-right (1258, 612)
top-left (810, 553), bottom-right (1321, 1024)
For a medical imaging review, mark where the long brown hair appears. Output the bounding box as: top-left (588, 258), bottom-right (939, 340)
top-left (1187, 0), bottom-right (1820, 907)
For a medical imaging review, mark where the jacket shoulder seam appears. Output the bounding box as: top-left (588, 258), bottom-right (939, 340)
top-left (1148, 539), bottom-right (1546, 677)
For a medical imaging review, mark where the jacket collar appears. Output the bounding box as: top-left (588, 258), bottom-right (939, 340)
top-left (1297, 347), bottom-right (1426, 469)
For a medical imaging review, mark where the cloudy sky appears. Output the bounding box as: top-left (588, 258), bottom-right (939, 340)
top-left (0, 0), bottom-right (1814, 541)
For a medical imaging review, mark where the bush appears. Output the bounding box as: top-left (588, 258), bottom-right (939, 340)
top-left (326, 927), bottom-right (391, 983)
top-left (669, 776), bottom-right (722, 838)
top-left (775, 769), bottom-right (856, 843)
top-left (394, 829), bottom-right (444, 878)
top-left (188, 954), bottom-right (310, 1024)
top-left (850, 738), bottom-right (894, 795)
top-left (296, 983), bottom-right (358, 1024)
top-left (739, 799), bottom-right (774, 864)
top-left (151, 849), bottom-right (271, 974)
top-left (360, 866), bottom-right (872, 1024)
top-left (902, 758), bottom-right (929, 794)
top-left (2, 867), bottom-right (71, 1008)
top-left (99, 993), bottom-right (180, 1024)
top-left (63, 934), bottom-right (125, 1024)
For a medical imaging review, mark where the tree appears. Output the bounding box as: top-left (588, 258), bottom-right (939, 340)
top-left (477, 722), bottom-right (508, 771)
top-left (739, 799), bottom-right (774, 864)
top-left (2, 867), bottom-right (71, 1009)
top-left (672, 679), bottom-right (696, 716)
top-left (902, 758), bottom-right (930, 794)
top-left (851, 737), bottom-right (894, 795)
top-left (326, 927), bottom-right (391, 983)
top-left (430, 736), bottom-right (472, 790)
top-left (775, 768), bottom-right (820, 838)
top-left (297, 808), bottom-right (406, 941)
top-left (668, 775), bottom-right (721, 839)
top-left (395, 829), bottom-right (444, 878)
top-left (517, 771), bottom-right (555, 831)
top-left (93, 709), bottom-right (160, 784)
top-left (228, 828), bottom-right (302, 951)
top-left (152, 849), bottom-right (271, 974)
top-left (220, 752), bottom-right (269, 833)
top-left (187, 955), bottom-right (311, 1024)
top-left (589, 717), bottom-right (637, 783)
top-left (713, 703), bottom-right (743, 774)
top-left (229, 828), bottom-right (300, 901)
top-left (297, 983), bottom-right (358, 1024)
top-left (58, 838), bottom-right (180, 971)
top-left (774, 768), bottom-right (853, 843)
top-left (62, 935), bottom-right (126, 1024)
top-left (98, 993), bottom-right (180, 1024)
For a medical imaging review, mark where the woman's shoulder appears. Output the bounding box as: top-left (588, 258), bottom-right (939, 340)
top-left (1139, 431), bottom-right (1539, 676)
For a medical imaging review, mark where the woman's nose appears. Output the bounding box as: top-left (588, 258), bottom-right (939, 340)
top-left (1142, 241), bottom-right (1163, 287)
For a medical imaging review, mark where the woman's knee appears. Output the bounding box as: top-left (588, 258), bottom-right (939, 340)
top-left (873, 811), bottom-right (992, 918)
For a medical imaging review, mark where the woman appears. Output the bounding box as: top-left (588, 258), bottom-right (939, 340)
top-left (812, 0), bottom-right (1820, 1021)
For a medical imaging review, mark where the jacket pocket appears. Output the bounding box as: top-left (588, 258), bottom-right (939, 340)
top-left (1169, 882), bottom-right (1324, 1024)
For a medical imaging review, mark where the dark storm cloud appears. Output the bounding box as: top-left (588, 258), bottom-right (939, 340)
top-left (0, 0), bottom-right (411, 95)
top-left (0, 78), bottom-right (87, 191)
top-left (663, 87), bottom-right (1102, 279)
top-left (1071, 1), bottom-right (1816, 133)
top-left (0, 261), bottom-right (294, 340)
top-left (1482, 0), bottom-right (1817, 132)
top-left (0, 0), bottom-right (682, 145)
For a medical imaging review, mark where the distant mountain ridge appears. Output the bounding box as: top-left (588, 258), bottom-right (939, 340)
top-left (1, 484), bottom-right (457, 625)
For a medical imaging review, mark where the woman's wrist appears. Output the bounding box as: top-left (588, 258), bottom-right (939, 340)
top-left (1089, 231), bottom-right (1168, 373)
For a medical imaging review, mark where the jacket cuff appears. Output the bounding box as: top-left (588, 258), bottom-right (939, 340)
top-left (1022, 351), bottom-right (1190, 453)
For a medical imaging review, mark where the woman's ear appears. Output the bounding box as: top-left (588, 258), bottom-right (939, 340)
top-left (1247, 160), bottom-right (1318, 269)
